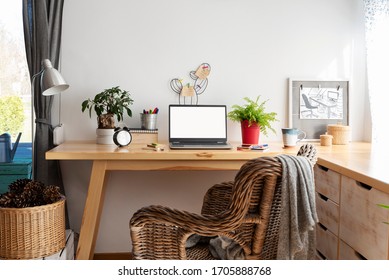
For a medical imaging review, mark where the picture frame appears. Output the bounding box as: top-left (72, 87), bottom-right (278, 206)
top-left (288, 78), bottom-right (349, 140)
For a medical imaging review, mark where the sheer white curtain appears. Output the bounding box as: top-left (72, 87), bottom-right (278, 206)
top-left (364, 0), bottom-right (389, 145)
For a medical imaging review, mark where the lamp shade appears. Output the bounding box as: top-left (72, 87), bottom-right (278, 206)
top-left (40, 59), bottom-right (69, 96)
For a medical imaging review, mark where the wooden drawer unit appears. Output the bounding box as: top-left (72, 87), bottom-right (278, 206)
top-left (314, 164), bottom-right (340, 204)
top-left (315, 192), bottom-right (339, 235)
top-left (314, 164), bottom-right (340, 259)
top-left (339, 240), bottom-right (367, 260)
top-left (316, 223), bottom-right (338, 260)
top-left (340, 176), bottom-right (389, 260)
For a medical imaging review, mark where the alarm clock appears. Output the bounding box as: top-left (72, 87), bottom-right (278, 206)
top-left (113, 127), bottom-right (132, 147)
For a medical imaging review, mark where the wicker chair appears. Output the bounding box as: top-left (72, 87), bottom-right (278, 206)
top-left (130, 143), bottom-right (317, 260)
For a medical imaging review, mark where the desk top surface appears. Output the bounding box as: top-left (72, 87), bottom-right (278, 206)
top-left (46, 141), bottom-right (388, 192)
top-left (46, 141), bottom-right (300, 161)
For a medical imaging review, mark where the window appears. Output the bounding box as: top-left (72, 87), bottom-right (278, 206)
top-left (0, 1), bottom-right (31, 158)
top-left (364, 0), bottom-right (389, 146)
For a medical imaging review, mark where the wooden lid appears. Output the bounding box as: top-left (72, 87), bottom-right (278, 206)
top-left (327, 124), bottom-right (350, 131)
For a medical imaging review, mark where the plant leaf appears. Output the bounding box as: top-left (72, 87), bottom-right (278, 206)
top-left (378, 204), bottom-right (389, 209)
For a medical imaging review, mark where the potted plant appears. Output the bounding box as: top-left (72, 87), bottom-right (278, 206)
top-left (81, 86), bottom-right (134, 144)
top-left (228, 96), bottom-right (278, 145)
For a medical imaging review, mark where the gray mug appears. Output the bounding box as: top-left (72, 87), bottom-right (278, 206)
top-left (281, 128), bottom-right (306, 147)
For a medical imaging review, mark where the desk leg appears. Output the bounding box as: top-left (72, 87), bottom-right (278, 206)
top-left (76, 160), bottom-right (109, 260)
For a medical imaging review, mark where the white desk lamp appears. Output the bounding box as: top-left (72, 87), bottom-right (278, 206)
top-left (40, 59), bottom-right (69, 96)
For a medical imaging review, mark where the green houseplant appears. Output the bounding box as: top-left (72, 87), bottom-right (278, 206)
top-left (81, 86), bottom-right (134, 129)
top-left (81, 86), bottom-right (134, 144)
top-left (228, 96), bottom-right (278, 145)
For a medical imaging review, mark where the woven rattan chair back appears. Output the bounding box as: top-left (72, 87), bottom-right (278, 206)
top-left (199, 157), bottom-right (282, 259)
top-left (130, 143), bottom-right (317, 260)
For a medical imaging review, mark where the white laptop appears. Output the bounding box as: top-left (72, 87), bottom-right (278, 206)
top-left (169, 105), bottom-right (232, 150)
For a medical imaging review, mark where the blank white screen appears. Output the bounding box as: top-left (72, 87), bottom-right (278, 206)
top-left (170, 106), bottom-right (227, 139)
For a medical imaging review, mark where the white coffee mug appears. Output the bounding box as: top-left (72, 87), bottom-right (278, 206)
top-left (281, 128), bottom-right (306, 147)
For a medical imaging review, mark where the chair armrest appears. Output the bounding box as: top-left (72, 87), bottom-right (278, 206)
top-left (201, 181), bottom-right (233, 216)
top-left (131, 203), bottom-right (238, 236)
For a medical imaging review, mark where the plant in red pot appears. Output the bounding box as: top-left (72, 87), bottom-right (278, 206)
top-left (228, 96), bottom-right (278, 145)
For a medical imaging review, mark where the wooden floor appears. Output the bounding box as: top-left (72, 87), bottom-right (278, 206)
top-left (93, 252), bottom-right (133, 260)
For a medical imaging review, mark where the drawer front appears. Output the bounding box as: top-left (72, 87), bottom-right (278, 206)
top-left (314, 165), bottom-right (340, 204)
top-left (316, 223), bottom-right (338, 260)
top-left (315, 192), bottom-right (339, 235)
top-left (339, 240), bottom-right (367, 260)
top-left (340, 176), bottom-right (389, 260)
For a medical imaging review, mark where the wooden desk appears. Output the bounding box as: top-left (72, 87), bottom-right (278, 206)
top-left (46, 141), bottom-right (388, 260)
top-left (46, 141), bottom-right (296, 260)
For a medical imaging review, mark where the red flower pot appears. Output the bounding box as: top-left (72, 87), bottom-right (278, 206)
top-left (241, 120), bottom-right (260, 145)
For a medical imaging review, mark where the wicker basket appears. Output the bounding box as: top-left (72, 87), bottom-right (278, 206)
top-left (327, 124), bottom-right (351, 145)
top-left (0, 197), bottom-right (66, 259)
top-left (320, 134), bottom-right (333, 146)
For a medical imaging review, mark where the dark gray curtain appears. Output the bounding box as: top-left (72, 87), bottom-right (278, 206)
top-left (23, 0), bottom-right (64, 183)
top-left (22, 0), bottom-right (68, 227)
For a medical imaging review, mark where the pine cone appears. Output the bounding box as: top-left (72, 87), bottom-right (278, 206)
top-left (23, 181), bottom-right (45, 206)
top-left (13, 193), bottom-right (31, 208)
top-left (8, 178), bottom-right (32, 194)
top-left (0, 192), bottom-right (16, 208)
top-left (43, 185), bottom-right (62, 204)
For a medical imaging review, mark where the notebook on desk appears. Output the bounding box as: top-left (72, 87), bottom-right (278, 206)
top-left (169, 104), bottom-right (232, 150)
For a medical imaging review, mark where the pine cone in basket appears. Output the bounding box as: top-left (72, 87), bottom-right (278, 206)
top-left (13, 193), bottom-right (32, 208)
top-left (43, 185), bottom-right (62, 204)
top-left (0, 192), bottom-right (16, 208)
top-left (0, 179), bottom-right (63, 208)
top-left (23, 180), bottom-right (45, 207)
top-left (8, 178), bottom-right (32, 194)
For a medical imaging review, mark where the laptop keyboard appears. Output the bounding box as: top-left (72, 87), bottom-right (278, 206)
top-left (170, 143), bottom-right (232, 150)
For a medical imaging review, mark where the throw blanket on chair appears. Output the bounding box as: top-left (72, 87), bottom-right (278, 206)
top-left (185, 234), bottom-right (245, 260)
top-left (276, 154), bottom-right (319, 260)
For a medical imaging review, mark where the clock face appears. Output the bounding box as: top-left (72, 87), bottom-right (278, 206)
top-left (114, 129), bottom-right (132, 147)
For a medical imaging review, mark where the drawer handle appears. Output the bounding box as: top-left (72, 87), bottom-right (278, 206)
top-left (318, 165), bottom-right (329, 172)
top-left (318, 193), bottom-right (329, 201)
top-left (318, 223), bottom-right (328, 231)
top-left (316, 250), bottom-right (327, 260)
top-left (356, 181), bottom-right (372, 191)
top-left (354, 251), bottom-right (367, 260)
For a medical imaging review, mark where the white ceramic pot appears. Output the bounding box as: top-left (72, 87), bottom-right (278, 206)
top-left (96, 128), bottom-right (114, 145)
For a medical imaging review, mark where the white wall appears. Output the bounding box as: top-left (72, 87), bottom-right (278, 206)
top-left (60, 0), bottom-right (367, 253)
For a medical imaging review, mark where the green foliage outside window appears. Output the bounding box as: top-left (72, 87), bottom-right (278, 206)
top-left (0, 96), bottom-right (25, 136)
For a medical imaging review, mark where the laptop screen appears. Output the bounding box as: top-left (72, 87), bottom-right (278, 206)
top-left (169, 105), bottom-right (228, 143)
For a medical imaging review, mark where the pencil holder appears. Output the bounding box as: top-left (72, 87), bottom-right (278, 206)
top-left (140, 113), bottom-right (157, 130)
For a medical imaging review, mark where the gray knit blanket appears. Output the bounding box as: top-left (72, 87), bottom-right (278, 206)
top-left (276, 154), bottom-right (318, 259)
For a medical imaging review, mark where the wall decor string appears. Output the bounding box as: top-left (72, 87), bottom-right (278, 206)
top-left (170, 63), bottom-right (211, 105)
